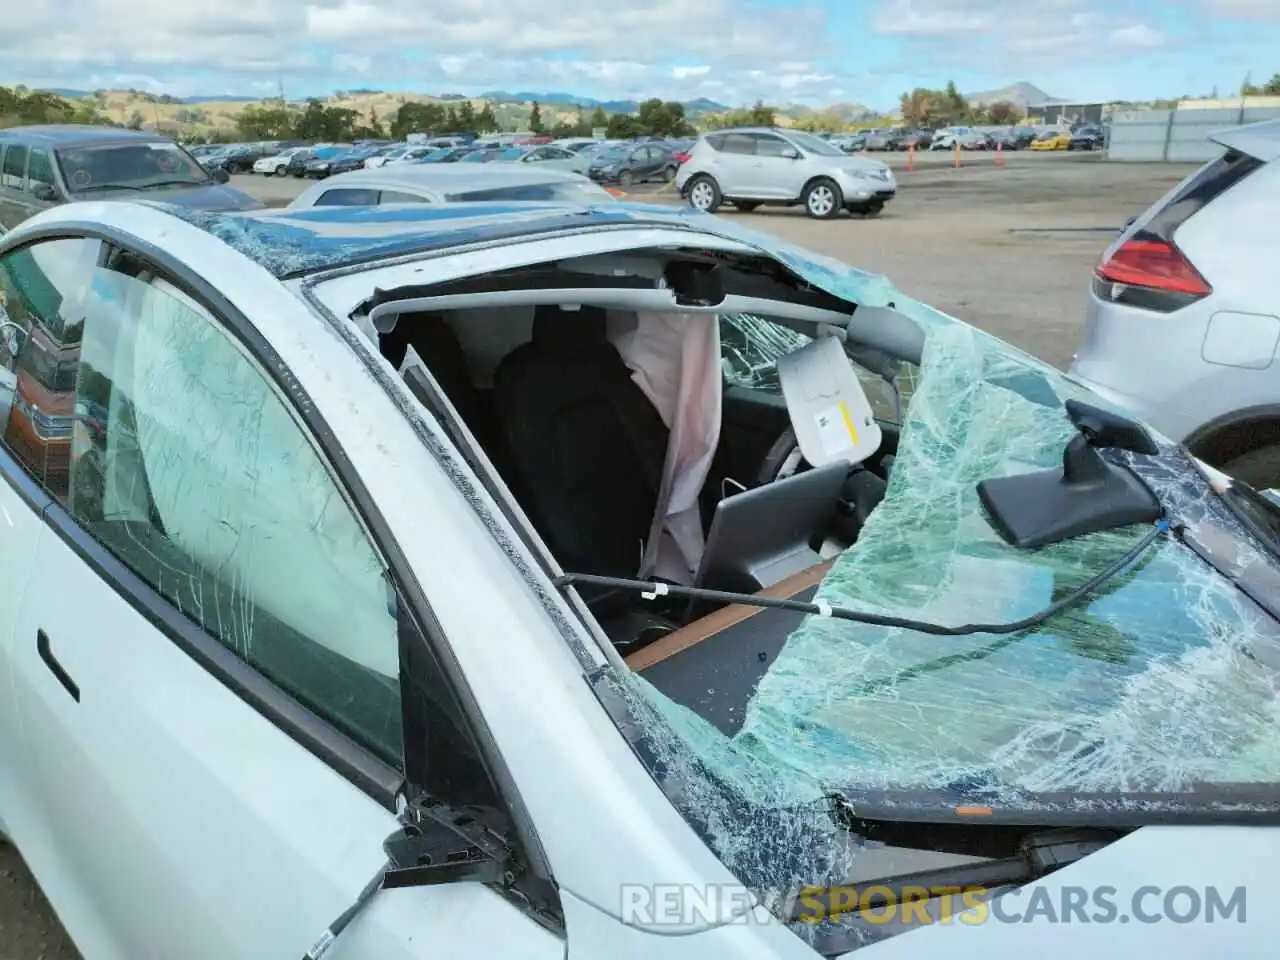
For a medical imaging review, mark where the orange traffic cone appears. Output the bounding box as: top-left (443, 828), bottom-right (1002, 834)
top-left (954, 141), bottom-right (961, 168)
top-left (995, 141), bottom-right (1004, 168)
top-left (907, 143), bottom-right (915, 171)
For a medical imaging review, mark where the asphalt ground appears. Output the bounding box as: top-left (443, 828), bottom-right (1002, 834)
top-left (0, 149), bottom-right (1202, 957)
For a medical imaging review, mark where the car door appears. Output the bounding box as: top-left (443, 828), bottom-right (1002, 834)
top-left (0, 236), bottom-right (562, 959)
top-left (0, 144), bottom-right (33, 234)
top-left (711, 133), bottom-right (758, 196)
top-left (744, 133), bottom-right (801, 199)
top-left (0, 238), bottom-right (64, 828)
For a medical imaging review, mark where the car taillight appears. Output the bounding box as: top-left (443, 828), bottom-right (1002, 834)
top-left (674, 152), bottom-right (690, 164)
top-left (1095, 236), bottom-right (1210, 297)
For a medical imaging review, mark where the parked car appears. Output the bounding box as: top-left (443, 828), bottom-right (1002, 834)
top-left (895, 130), bottom-right (933, 151)
top-left (254, 146), bottom-right (310, 176)
top-left (302, 147), bottom-right (352, 179)
top-left (587, 142), bottom-right (677, 187)
top-left (1071, 119), bottom-right (1280, 487)
top-left (210, 144), bottom-right (276, 174)
top-left (3, 190), bottom-right (1278, 960)
top-left (328, 148), bottom-right (381, 177)
top-left (0, 125), bottom-right (261, 232)
top-left (285, 164), bottom-right (614, 209)
top-left (411, 146), bottom-right (474, 164)
top-left (928, 127), bottom-right (970, 150)
top-left (365, 145), bottom-right (434, 169)
top-left (1030, 130), bottom-right (1072, 151)
top-left (861, 130), bottom-right (900, 151)
top-left (284, 148), bottom-right (318, 177)
top-left (986, 129), bottom-right (1023, 151)
top-left (1068, 125), bottom-right (1107, 151)
top-left (676, 126), bottom-right (895, 218)
top-left (493, 145), bottom-right (591, 175)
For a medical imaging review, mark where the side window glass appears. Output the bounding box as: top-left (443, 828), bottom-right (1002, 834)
top-left (705, 135), bottom-right (726, 151)
top-left (316, 187), bottom-right (380, 206)
top-left (718, 314), bottom-right (916, 423)
top-left (67, 265), bottom-right (403, 762)
top-left (2, 145), bottom-right (29, 190)
top-left (721, 134), bottom-right (756, 155)
top-left (378, 190), bottom-right (428, 204)
top-left (0, 238), bottom-right (100, 497)
top-left (753, 135), bottom-right (791, 158)
top-left (27, 150), bottom-right (55, 193)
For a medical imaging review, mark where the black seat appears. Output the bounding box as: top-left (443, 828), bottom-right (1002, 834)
top-left (492, 305), bottom-right (670, 580)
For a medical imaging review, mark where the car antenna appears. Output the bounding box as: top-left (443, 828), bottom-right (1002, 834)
top-left (555, 518), bottom-right (1168, 639)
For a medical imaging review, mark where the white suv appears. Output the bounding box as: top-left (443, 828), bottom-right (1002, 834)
top-left (675, 127), bottom-right (896, 219)
top-left (253, 147), bottom-right (306, 176)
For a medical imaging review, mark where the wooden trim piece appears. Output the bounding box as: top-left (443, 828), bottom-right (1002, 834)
top-left (626, 559), bottom-right (834, 671)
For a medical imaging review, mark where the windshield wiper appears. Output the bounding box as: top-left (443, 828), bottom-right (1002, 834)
top-left (785, 826), bottom-right (1117, 923)
top-left (554, 520), bottom-right (1167, 637)
top-left (141, 179), bottom-right (209, 190)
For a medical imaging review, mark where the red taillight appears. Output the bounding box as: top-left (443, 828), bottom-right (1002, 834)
top-left (1095, 237), bottom-right (1210, 297)
top-left (674, 151), bottom-right (690, 164)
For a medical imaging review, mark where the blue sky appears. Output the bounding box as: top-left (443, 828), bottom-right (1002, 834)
top-left (3, 0), bottom-right (1279, 109)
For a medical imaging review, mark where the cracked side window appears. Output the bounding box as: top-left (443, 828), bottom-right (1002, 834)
top-left (64, 263), bottom-right (403, 764)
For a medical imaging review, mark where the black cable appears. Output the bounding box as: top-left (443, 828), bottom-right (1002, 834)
top-left (302, 860), bottom-right (389, 960)
top-left (555, 520), bottom-right (1169, 638)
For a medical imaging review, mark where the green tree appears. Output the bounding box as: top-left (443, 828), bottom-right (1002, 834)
top-left (367, 107), bottom-right (386, 138)
top-left (1264, 73), bottom-right (1280, 95)
top-left (236, 103), bottom-right (298, 140)
top-left (748, 100), bottom-right (776, 126)
top-left (457, 100), bottom-right (476, 129)
top-left (445, 105), bottom-right (459, 130)
top-left (390, 101), bottom-right (447, 138)
top-left (529, 100), bottom-right (544, 133)
top-left (606, 113), bottom-right (642, 138)
top-left (589, 106), bottom-right (608, 130)
top-left (476, 102), bottom-right (499, 133)
top-left (986, 100), bottom-right (1021, 126)
top-left (126, 110), bottom-right (145, 130)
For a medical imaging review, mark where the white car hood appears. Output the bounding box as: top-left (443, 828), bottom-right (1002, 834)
top-left (840, 825), bottom-right (1275, 958)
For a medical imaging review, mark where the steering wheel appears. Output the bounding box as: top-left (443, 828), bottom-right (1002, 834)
top-left (756, 426), bottom-right (807, 486)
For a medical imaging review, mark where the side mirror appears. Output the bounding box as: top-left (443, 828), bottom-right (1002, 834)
top-left (212, 168), bottom-right (230, 184)
top-left (781, 147), bottom-right (800, 159)
top-left (31, 183), bottom-right (58, 202)
top-left (0, 321), bottom-right (27, 358)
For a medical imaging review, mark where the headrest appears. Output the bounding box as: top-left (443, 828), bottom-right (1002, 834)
top-left (531, 304), bottom-right (609, 354)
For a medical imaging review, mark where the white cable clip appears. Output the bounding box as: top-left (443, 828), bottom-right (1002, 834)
top-left (813, 600), bottom-right (833, 618)
top-left (641, 582), bottom-right (669, 601)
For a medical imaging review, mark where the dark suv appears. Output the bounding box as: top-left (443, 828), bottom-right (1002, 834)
top-left (0, 125), bottom-right (262, 232)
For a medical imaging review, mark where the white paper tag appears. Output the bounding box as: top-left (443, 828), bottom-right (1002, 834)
top-left (814, 405), bottom-right (854, 457)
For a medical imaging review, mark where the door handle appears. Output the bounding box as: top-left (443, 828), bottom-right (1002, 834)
top-left (36, 629), bottom-right (80, 702)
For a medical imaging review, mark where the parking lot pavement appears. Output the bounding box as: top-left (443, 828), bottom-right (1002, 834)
top-left (2, 155), bottom-right (1201, 958)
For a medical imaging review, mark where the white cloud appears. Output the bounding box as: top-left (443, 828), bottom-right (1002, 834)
top-left (0, 0), bottom-right (848, 104)
top-left (1201, 0), bottom-right (1280, 18)
top-left (1109, 24), bottom-right (1166, 49)
top-left (870, 0), bottom-right (1172, 63)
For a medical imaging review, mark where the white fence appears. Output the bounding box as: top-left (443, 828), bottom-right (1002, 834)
top-left (1107, 103), bottom-right (1280, 162)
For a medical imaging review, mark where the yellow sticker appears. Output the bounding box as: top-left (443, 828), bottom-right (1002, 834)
top-left (838, 401), bottom-right (859, 445)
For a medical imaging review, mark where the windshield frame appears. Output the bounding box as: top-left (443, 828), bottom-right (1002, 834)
top-left (55, 140), bottom-right (214, 195)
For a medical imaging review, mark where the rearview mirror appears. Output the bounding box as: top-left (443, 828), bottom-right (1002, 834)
top-left (31, 183), bottom-right (57, 202)
top-left (211, 168), bottom-right (230, 184)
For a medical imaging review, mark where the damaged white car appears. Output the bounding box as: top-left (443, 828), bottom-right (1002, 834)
top-left (0, 199), bottom-right (1276, 960)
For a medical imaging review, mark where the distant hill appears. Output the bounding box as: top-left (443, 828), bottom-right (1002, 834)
top-left (479, 90), bottom-right (729, 115)
top-left (965, 81), bottom-right (1060, 108)
top-left (779, 101), bottom-right (877, 123)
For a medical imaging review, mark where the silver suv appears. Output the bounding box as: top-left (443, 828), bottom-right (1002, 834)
top-left (675, 127), bottom-right (896, 219)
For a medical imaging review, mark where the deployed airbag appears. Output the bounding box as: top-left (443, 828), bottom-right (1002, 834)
top-left (610, 311), bottom-right (722, 583)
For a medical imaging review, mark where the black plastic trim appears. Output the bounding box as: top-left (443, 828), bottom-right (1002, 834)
top-left (36, 628), bottom-right (80, 702)
top-left (1090, 273), bottom-right (1204, 314)
top-left (1182, 403), bottom-right (1280, 464)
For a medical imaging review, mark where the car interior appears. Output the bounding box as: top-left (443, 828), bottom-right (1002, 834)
top-left (361, 249), bottom-right (911, 727)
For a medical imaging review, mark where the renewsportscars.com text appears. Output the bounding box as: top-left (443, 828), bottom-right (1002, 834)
top-left (619, 883), bottom-right (1247, 927)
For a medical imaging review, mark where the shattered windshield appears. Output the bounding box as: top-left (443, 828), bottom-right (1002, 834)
top-left (595, 295), bottom-right (1280, 924)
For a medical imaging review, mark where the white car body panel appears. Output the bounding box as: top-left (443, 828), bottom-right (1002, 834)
top-left (0, 200), bottom-right (1276, 958)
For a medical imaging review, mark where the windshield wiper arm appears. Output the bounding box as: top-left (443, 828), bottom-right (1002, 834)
top-left (554, 521), bottom-right (1166, 637)
top-left (784, 828), bottom-right (1115, 922)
